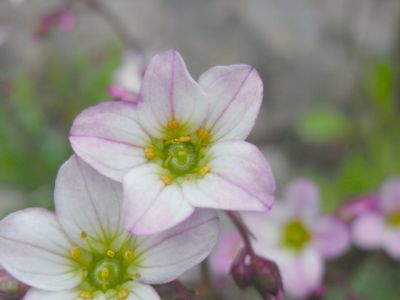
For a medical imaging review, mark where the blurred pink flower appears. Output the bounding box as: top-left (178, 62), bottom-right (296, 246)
top-left (70, 49), bottom-right (275, 235)
top-left (0, 156), bottom-right (219, 300)
top-left (210, 232), bottom-right (243, 275)
top-left (352, 178), bottom-right (400, 259)
top-left (338, 194), bottom-right (380, 222)
top-left (243, 179), bottom-right (350, 299)
top-left (36, 7), bottom-right (75, 38)
top-left (0, 26), bottom-right (9, 47)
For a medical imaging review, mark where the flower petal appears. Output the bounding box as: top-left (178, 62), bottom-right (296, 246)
top-left (184, 141), bottom-right (275, 211)
top-left (138, 50), bottom-right (208, 137)
top-left (380, 178), bottom-right (400, 213)
top-left (0, 208), bottom-right (80, 291)
top-left (123, 164), bottom-right (195, 235)
top-left (55, 156), bottom-right (123, 249)
top-left (352, 213), bottom-right (385, 250)
top-left (312, 216), bottom-right (350, 259)
top-left (283, 179), bottom-right (320, 221)
top-left (280, 249), bottom-right (324, 298)
top-left (69, 101), bottom-right (148, 181)
top-left (24, 288), bottom-right (78, 300)
top-left (135, 209), bottom-right (219, 284)
top-left (382, 229), bottom-right (400, 259)
top-left (210, 232), bottom-right (243, 275)
top-left (126, 282), bottom-right (160, 300)
top-left (198, 65), bottom-right (263, 141)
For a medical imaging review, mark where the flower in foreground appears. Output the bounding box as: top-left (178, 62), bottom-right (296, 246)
top-left (352, 178), bottom-right (400, 259)
top-left (70, 49), bottom-right (275, 235)
top-left (243, 179), bottom-right (350, 298)
top-left (0, 156), bottom-right (219, 300)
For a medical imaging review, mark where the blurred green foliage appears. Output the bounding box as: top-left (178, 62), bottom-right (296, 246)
top-left (0, 45), bottom-right (121, 207)
top-left (295, 59), bottom-right (400, 212)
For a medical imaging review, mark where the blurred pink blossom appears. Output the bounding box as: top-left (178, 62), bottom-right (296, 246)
top-left (243, 179), bottom-right (350, 299)
top-left (352, 178), bottom-right (400, 259)
top-left (338, 194), bottom-right (380, 222)
top-left (36, 7), bottom-right (75, 38)
top-left (0, 26), bottom-right (9, 47)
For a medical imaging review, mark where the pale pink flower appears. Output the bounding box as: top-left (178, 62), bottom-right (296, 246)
top-left (243, 179), bottom-right (350, 298)
top-left (352, 178), bottom-right (400, 259)
top-left (70, 49), bottom-right (275, 235)
top-left (0, 156), bottom-right (219, 300)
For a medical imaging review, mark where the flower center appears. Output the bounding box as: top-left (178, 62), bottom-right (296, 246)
top-left (70, 232), bottom-right (141, 299)
top-left (164, 142), bottom-right (198, 175)
top-left (281, 220), bottom-right (311, 252)
top-left (90, 258), bottom-right (123, 290)
top-left (387, 212), bottom-right (400, 227)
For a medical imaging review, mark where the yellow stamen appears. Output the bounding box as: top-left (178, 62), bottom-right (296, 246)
top-left (131, 272), bottom-right (141, 280)
top-left (106, 250), bottom-right (115, 258)
top-left (123, 250), bottom-right (134, 261)
top-left (144, 146), bottom-right (156, 160)
top-left (171, 135), bottom-right (191, 144)
top-left (198, 166), bottom-right (211, 177)
top-left (117, 288), bottom-right (129, 299)
top-left (197, 128), bottom-right (209, 141)
top-left (100, 268), bottom-right (110, 280)
top-left (167, 119), bottom-right (181, 130)
top-left (161, 174), bottom-right (172, 185)
top-left (70, 246), bottom-right (81, 260)
top-left (80, 291), bottom-right (92, 299)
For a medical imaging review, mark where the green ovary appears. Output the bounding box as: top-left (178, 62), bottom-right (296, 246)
top-left (281, 220), bottom-right (311, 252)
top-left (164, 142), bottom-right (198, 175)
top-left (90, 258), bottom-right (123, 290)
top-left (387, 212), bottom-right (400, 227)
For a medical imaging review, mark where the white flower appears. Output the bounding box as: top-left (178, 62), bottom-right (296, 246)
top-left (0, 156), bottom-right (219, 300)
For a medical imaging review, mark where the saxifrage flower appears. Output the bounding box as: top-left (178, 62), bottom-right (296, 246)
top-left (352, 178), bottom-right (400, 259)
top-left (70, 49), bottom-right (275, 235)
top-left (243, 179), bottom-right (350, 298)
top-left (0, 156), bottom-right (219, 300)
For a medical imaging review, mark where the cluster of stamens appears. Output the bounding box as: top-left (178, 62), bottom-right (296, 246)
top-left (69, 231), bottom-right (141, 300)
top-left (281, 219), bottom-right (311, 252)
top-left (144, 120), bottom-right (212, 185)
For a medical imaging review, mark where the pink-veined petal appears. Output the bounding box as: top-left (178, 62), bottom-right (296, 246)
top-left (0, 209), bottom-right (80, 291)
top-left (138, 50), bottom-right (208, 137)
top-left (382, 229), bottom-right (400, 260)
top-left (210, 232), bottom-right (243, 275)
top-left (184, 141), bottom-right (274, 211)
top-left (312, 216), bottom-right (350, 259)
top-left (380, 178), bottom-right (400, 213)
top-left (352, 213), bottom-right (385, 250)
top-left (24, 288), bottom-right (78, 300)
top-left (69, 101), bottom-right (148, 181)
top-left (283, 179), bottom-right (320, 221)
top-left (198, 65), bottom-right (263, 141)
top-left (123, 164), bottom-right (195, 235)
top-left (126, 282), bottom-right (160, 300)
top-left (55, 156), bottom-right (123, 250)
top-left (280, 249), bottom-right (324, 299)
top-left (135, 209), bottom-right (219, 284)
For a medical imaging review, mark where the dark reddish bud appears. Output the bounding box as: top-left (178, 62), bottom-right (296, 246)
top-left (0, 269), bottom-right (28, 300)
top-left (230, 247), bottom-right (253, 290)
top-left (251, 255), bottom-right (283, 298)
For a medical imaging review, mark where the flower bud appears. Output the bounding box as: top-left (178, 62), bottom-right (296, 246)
top-left (0, 269), bottom-right (28, 300)
top-left (230, 247), bottom-right (253, 290)
top-left (251, 255), bottom-right (283, 298)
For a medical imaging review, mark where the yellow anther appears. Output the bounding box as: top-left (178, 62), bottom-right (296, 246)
top-left (70, 246), bottom-right (81, 260)
top-left (123, 250), bottom-right (134, 261)
top-left (161, 174), bottom-right (172, 185)
top-left (172, 135), bottom-right (191, 144)
top-left (144, 146), bottom-right (156, 160)
top-left (131, 272), bottom-right (141, 280)
top-left (198, 166), bottom-right (211, 177)
top-left (80, 291), bottom-right (92, 299)
top-left (167, 119), bottom-right (181, 130)
top-left (100, 268), bottom-right (110, 280)
top-left (197, 128), bottom-right (209, 141)
top-left (106, 250), bottom-right (115, 258)
top-left (117, 288), bottom-right (129, 299)
top-left (80, 231), bottom-right (88, 239)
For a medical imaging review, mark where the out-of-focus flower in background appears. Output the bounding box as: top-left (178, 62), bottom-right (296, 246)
top-left (36, 6), bottom-right (75, 39)
top-left (0, 156), bottom-right (219, 299)
top-left (70, 49), bottom-right (275, 235)
top-left (338, 194), bottom-right (380, 223)
top-left (243, 179), bottom-right (350, 298)
top-left (0, 25), bottom-right (9, 47)
top-left (0, 266), bottom-right (28, 300)
top-left (352, 178), bottom-right (400, 259)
